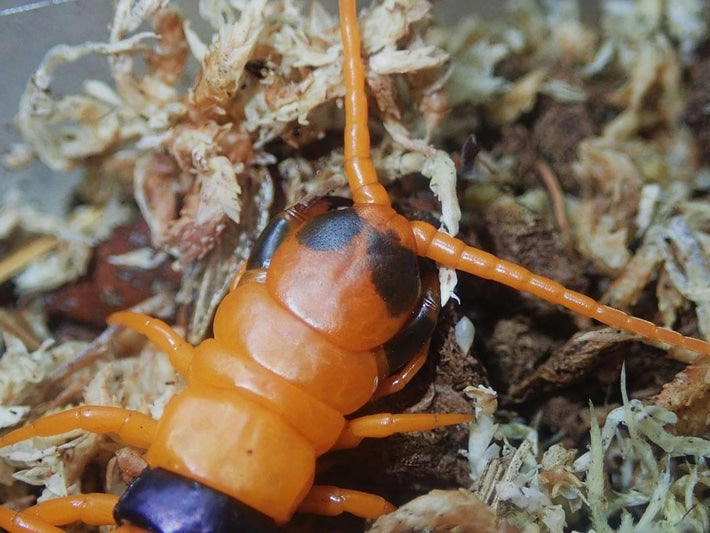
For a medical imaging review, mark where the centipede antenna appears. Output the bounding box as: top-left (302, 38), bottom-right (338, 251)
top-left (411, 221), bottom-right (710, 359)
top-left (339, 0), bottom-right (390, 206)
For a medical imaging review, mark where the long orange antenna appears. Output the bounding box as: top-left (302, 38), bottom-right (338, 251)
top-left (339, 0), bottom-right (390, 206)
top-left (411, 221), bottom-right (710, 360)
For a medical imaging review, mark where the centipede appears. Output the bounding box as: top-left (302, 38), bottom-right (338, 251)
top-left (0, 0), bottom-right (709, 532)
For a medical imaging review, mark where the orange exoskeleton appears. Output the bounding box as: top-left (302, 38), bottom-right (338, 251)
top-left (1, 0), bottom-right (709, 532)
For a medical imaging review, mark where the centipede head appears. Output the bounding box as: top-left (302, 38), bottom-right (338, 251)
top-left (265, 203), bottom-right (421, 352)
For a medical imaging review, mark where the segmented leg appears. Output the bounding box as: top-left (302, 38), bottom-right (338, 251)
top-left (333, 412), bottom-right (472, 450)
top-left (339, 0), bottom-right (390, 206)
top-left (107, 311), bottom-right (194, 375)
top-left (0, 494), bottom-right (118, 533)
top-left (24, 494), bottom-right (117, 527)
top-left (0, 406), bottom-right (156, 450)
top-left (0, 507), bottom-right (63, 533)
top-left (410, 221), bottom-right (710, 360)
top-left (372, 348), bottom-right (428, 401)
top-left (297, 485), bottom-right (395, 518)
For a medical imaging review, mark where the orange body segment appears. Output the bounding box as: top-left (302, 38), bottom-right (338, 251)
top-left (190, 338), bottom-right (346, 454)
top-left (144, 386), bottom-right (316, 524)
top-left (213, 280), bottom-right (379, 413)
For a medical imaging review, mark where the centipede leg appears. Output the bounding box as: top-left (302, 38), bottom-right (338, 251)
top-left (0, 494), bottom-right (118, 533)
top-left (108, 311), bottom-right (194, 375)
top-left (333, 412), bottom-right (472, 450)
top-left (297, 485), bottom-right (395, 519)
top-left (25, 494), bottom-right (118, 527)
top-left (0, 406), bottom-right (157, 450)
top-left (0, 507), bottom-right (63, 533)
top-left (371, 348), bottom-right (427, 401)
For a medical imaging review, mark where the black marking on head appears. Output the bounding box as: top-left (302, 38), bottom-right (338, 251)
top-left (367, 229), bottom-right (419, 316)
top-left (248, 197), bottom-right (354, 269)
top-left (115, 468), bottom-right (279, 533)
top-left (297, 208), bottom-right (365, 252)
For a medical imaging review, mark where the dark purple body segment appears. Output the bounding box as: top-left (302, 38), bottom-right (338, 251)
top-left (114, 468), bottom-right (279, 533)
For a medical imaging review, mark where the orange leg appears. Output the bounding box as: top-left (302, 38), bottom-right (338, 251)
top-left (410, 221), bottom-right (710, 360)
top-left (0, 494), bottom-right (118, 533)
top-left (24, 494), bottom-right (118, 527)
top-left (297, 485), bottom-right (395, 519)
top-left (339, 0), bottom-right (389, 206)
top-left (333, 412), bottom-right (472, 450)
top-left (107, 311), bottom-right (194, 375)
top-left (0, 406), bottom-right (157, 450)
top-left (0, 507), bottom-right (63, 533)
top-left (371, 348), bottom-right (428, 401)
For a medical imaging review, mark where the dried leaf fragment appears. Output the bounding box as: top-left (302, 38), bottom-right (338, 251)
top-left (191, 0), bottom-right (267, 112)
top-left (16, 32), bottom-right (159, 172)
